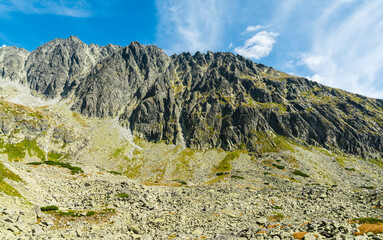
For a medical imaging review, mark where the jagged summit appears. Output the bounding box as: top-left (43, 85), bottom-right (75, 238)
top-left (1, 36), bottom-right (383, 158)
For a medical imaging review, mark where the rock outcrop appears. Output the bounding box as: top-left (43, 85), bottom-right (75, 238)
top-left (1, 36), bottom-right (383, 158)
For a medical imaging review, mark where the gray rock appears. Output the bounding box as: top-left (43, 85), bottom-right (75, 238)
top-left (256, 217), bottom-right (268, 225)
top-left (32, 205), bottom-right (42, 218)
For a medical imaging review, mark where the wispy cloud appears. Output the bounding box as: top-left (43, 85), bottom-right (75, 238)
top-left (245, 25), bottom-right (265, 32)
top-left (234, 30), bottom-right (279, 60)
top-left (295, 0), bottom-right (383, 98)
top-left (0, 45), bottom-right (6, 48)
top-left (0, 0), bottom-right (91, 18)
top-left (155, 0), bottom-right (225, 53)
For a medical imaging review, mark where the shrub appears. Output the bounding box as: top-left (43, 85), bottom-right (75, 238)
top-left (107, 170), bottom-right (122, 175)
top-left (178, 180), bottom-right (187, 185)
top-left (86, 211), bottom-right (97, 217)
top-left (272, 206), bottom-right (283, 210)
top-left (231, 175), bottom-right (244, 179)
top-left (216, 172), bottom-right (229, 176)
top-left (116, 193), bottom-right (129, 198)
top-left (293, 170), bottom-right (309, 178)
top-left (28, 161), bottom-right (83, 174)
top-left (345, 167), bottom-right (356, 171)
top-left (273, 164), bottom-right (285, 170)
top-left (360, 186), bottom-right (375, 190)
top-left (41, 205), bottom-right (59, 211)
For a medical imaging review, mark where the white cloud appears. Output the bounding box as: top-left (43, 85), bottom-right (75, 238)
top-left (234, 31), bottom-right (279, 60)
top-left (156, 0), bottom-right (225, 53)
top-left (246, 25), bottom-right (264, 32)
top-left (295, 0), bottom-right (383, 98)
top-left (0, 0), bottom-right (91, 17)
top-left (0, 45), bottom-right (6, 48)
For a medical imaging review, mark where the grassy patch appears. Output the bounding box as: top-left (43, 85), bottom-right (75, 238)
top-left (268, 213), bottom-right (284, 221)
top-left (273, 164), bottom-right (285, 170)
top-left (59, 210), bottom-right (81, 217)
top-left (352, 218), bottom-right (383, 224)
top-left (345, 167), bottom-right (356, 171)
top-left (112, 148), bottom-right (124, 158)
top-left (41, 205), bottom-right (59, 211)
top-left (28, 161), bottom-right (83, 174)
top-left (116, 193), bottom-right (129, 198)
top-left (370, 159), bottom-right (383, 169)
top-left (176, 180), bottom-right (187, 185)
top-left (47, 152), bottom-right (64, 161)
top-left (272, 206), bottom-right (283, 210)
top-left (0, 162), bottom-right (22, 182)
top-left (213, 151), bottom-right (240, 173)
top-left (100, 208), bottom-right (115, 215)
top-left (0, 139), bottom-right (45, 161)
top-left (0, 162), bottom-right (23, 197)
top-left (86, 211), bottom-right (97, 217)
top-left (359, 186), bottom-right (375, 190)
top-left (107, 170), bottom-right (122, 175)
top-left (216, 172), bottom-right (229, 176)
top-left (292, 170), bottom-right (310, 178)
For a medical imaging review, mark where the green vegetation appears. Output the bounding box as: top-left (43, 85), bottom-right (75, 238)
top-left (345, 167), bottom-right (356, 171)
top-left (59, 210), bottom-right (81, 217)
top-left (0, 139), bottom-right (45, 161)
top-left (231, 175), bottom-right (244, 179)
top-left (107, 170), bottom-right (122, 175)
top-left (86, 211), bottom-right (97, 217)
top-left (253, 132), bottom-right (296, 155)
top-left (28, 161), bottom-right (83, 174)
top-left (272, 206), bottom-right (283, 210)
top-left (116, 193), bottom-right (129, 198)
top-left (41, 205), bottom-right (59, 211)
top-left (268, 213), bottom-right (284, 221)
top-left (370, 159), bottom-right (383, 169)
top-left (177, 180), bottom-right (188, 185)
top-left (273, 164), bottom-right (285, 170)
top-left (112, 148), bottom-right (124, 158)
top-left (47, 152), bottom-right (65, 161)
top-left (216, 172), bottom-right (229, 176)
top-left (100, 208), bottom-right (115, 215)
top-left (292, 170), bottom-right (310, 178)
top-left (0, 162), bottom-right (23, 197)
top-left (213, 151), bottom-right (240, 173)
top-left (359, 186), bottom-right (375, 190)
top-left (352, 218), bottom-right (383, 224)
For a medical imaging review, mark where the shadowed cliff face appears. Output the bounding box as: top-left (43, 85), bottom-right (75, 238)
top-left (1, 37), bottom-right (383, 158)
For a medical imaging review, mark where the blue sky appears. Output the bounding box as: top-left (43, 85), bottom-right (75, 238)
top-left (1, 0), bottom-right (383, 98)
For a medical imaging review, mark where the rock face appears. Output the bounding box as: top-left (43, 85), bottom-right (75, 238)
top-left (1, 36), bottom-right (383, 158)
top-left (25, 36), bottom-right (121, 98)
top-left (0, 46), bottom-right (29, 83)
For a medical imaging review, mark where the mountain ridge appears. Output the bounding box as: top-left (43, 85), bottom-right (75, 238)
top-left (1, 36), bottom-right (383, 159)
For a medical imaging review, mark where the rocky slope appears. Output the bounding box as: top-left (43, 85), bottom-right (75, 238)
top-left (2, 37), bottom-right (383, 158)
top-left (0, 37), bottom-right (382, 239)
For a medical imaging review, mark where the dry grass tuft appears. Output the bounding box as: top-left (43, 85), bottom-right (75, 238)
top-left (292, 232), bottom-right (308, 240)
top-left (354, 223), bottom-right (383, 235)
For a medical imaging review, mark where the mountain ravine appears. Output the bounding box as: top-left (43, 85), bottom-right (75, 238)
top-left (0, 36), bottom-right (382, 239)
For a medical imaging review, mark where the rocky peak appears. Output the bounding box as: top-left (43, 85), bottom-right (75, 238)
top-left (0, 46), bottom-right (29, 83)
top-left (1, 37), bottom-right (383, 158)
